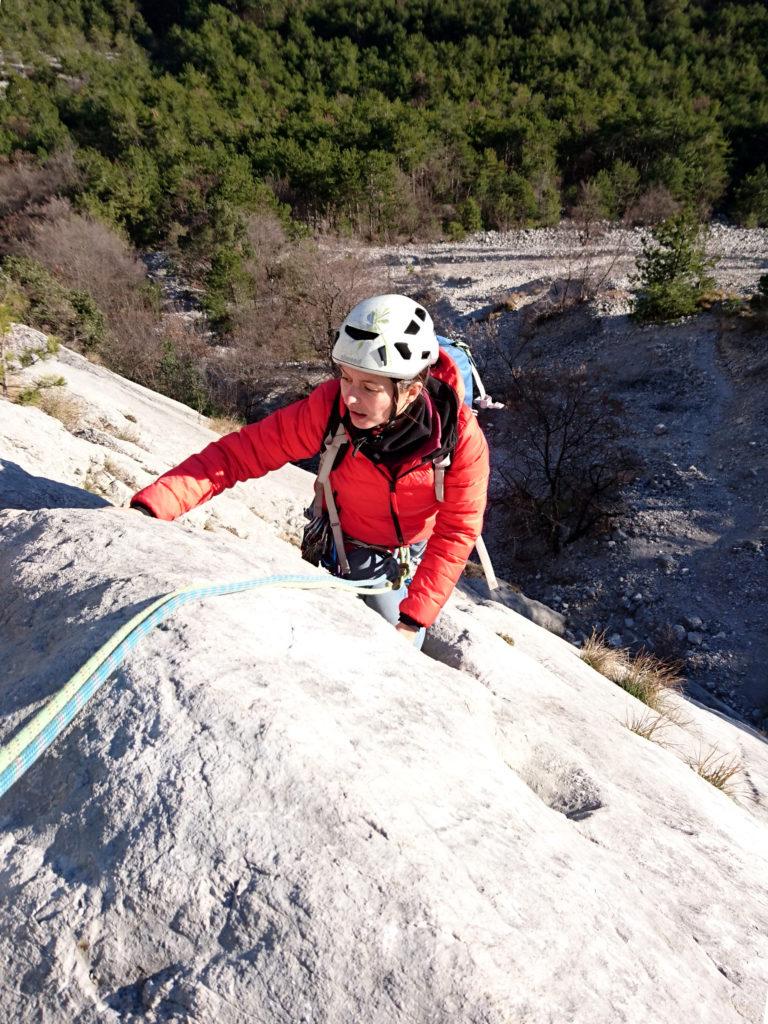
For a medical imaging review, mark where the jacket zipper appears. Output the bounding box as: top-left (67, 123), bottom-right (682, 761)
top-left (375, 461), bottom-right (430, 548)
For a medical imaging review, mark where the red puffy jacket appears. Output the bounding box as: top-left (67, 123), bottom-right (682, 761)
top-left (132, 351), bottom-right (489, 627)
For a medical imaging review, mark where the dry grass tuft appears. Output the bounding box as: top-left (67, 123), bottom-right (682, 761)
top-left (582, 630), bottom-right (683, 713)
top-left (36, 389), bottom-right (86, 432)
top-left (580, 630), bottom-right (622, 675)
top-left (207, 415), bottom-right (244, 436)
top-left (277, 530), bottom-right (302, 549)
top-left (618, 651), bottom-right (685, 713)
top-left (687, 747), bottom-right (745, 797)
top-left (99, 417), bottom-right (142, 445)
top-left (82, 463), bottom-right (109, 498)
top-left (112, 425), bottom-right (141, 444)
top-left (103, 457), bottom-right (138, 490)
top-left (496, 632), bottom-right (516, 646)
top-left (625, 709), bottom-right (671, 743)
top-left (35, 373), bottom-right (66, 388)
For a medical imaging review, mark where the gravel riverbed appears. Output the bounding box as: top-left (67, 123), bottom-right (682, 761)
top-left (371, 224), bottom-right (768, 728)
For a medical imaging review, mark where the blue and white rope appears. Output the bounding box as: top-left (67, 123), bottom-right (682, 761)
top-left (0, 573), bottom-right (389, 800)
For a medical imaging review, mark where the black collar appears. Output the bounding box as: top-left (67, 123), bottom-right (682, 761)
top-left (343, 377), bottom-right (458, 468)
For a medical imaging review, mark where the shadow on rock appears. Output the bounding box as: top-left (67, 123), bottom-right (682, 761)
top-left (0, 459), bottom-right (109, 511)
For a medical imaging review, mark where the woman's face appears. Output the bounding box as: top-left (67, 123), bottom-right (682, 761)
top-left (338, 363), bottom-right (421, 429)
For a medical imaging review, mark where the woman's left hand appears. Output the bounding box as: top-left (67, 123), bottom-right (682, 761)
top-left (394, 622), bottom-right (421, 643)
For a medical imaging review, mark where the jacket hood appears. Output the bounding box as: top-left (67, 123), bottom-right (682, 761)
top-left (430, 348), bottom-right (466, 404)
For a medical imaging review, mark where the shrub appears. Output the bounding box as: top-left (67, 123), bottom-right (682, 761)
top-left (445, 220), bottom-right (466, 241)
top-left (487, 178), bottom-right (538, 230)
top-left (13, 198), bottom-right (147, 318)
top-left (732, 165), bottom-right (768, 228)
top-left (0, 290), bottom-right (18, 397)
top-left (69, 289), bottom-right (106, 351)
top-left (207, 214), bottom-right (384, 415)
top-left (98, 306), bottom-right (165, 386)
top-left (624, 186), bottom-right (681, 226)
top-left (202, 244), bottom-right (254, 332)
top-left (570, 180), bottom-right (610, 236)
top-left (632, 210), bottom-right (716, 324)
top-left (634, 279), bottom-right (702, 323)
top-left (750, 274), bottom-right (768, 311)
top-left (35, 373), bottom-right (65, 388)
top-left (0, 76), bottom-right (71, 157)
top-left (16, 384), bottom-right (42, 405)
top-left (0, 150), bottom-right (79, 235)
top-left (1, 254), bottom-right (107, 349)
top-left (3, 198), bottom-right (204, 407)
top-left (458, 196), bottom-right (482, 233)
top-left (157, 335), bottom-right (212, 414)
top-left (593, 161), bottom-right (640, 221)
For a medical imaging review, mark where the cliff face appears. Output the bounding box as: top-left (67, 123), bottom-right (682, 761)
top-left (1, 339), bottom-right (767, 1024)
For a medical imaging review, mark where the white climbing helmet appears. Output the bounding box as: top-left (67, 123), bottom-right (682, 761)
top-left (332, 294), bottom-right (439, 379)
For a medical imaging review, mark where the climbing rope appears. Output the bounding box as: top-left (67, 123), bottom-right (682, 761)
top-left (0, 573), bottom-right (391, 800)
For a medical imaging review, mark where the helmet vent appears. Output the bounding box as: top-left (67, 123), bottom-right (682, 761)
top-left (394, 342), bottom-right (412, 359)
top-left (414, 307), bottom-right (427, 321)
top-left (421, 349), bottom-right (432, 359)
top-left (345, 325), bottom-right (379, 341)
top-left (404, 319), bottom-right (421, 335)
top-left (376, 345), bottom-right (388, 365)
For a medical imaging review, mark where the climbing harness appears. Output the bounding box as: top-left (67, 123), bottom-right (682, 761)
top-left (0, 572), bottom-right (391, 801)
top-left (390, 544), bottom-right (414, 589)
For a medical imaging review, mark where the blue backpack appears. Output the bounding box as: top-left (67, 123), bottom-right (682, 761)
top-left (437, 336), bottom-right (475, 406)
top-left (437, 336), bottom-right (501, 410)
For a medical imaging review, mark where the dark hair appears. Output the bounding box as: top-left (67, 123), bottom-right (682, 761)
top-left (394, 366), bottom-right (430, 394)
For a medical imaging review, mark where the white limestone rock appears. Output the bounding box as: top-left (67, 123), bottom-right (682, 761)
top-left (1, 341), bottom-right (768, 1023)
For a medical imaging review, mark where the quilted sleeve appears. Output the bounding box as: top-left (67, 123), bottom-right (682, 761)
top-left (131, 380), bottom-right (339, 521)
top-left (398, 411), bottom-right (490, 628)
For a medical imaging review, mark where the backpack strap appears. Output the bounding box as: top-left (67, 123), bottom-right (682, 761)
top-left (314, 420), bottom-right (351, 575)
top-left (432, 450), bottom-right (498, 592)
top-left (432, 452), bottom-right (451, 502)
top-left (473, 535), bottom-right (499, 591)
top-left (450, 337), bottom-right (504, 410)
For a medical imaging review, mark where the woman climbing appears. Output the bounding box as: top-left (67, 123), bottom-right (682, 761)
top-left (130, 294), bottom-right (490, 648)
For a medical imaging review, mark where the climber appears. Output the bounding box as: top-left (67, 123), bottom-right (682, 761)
top-left (129, 294), bottom-right (490, 648)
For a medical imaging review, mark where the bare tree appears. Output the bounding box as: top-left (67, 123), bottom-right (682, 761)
top-left (14, 198), bottom-right (147, 318)
top-left (0, 150), bottom-right (79, 252)
top-left (293, 241), bottom-right (381, 362)
top-left (493, 366), bottom-right (634, 555)
top-left (212, 215), bottom-right (387, 416)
